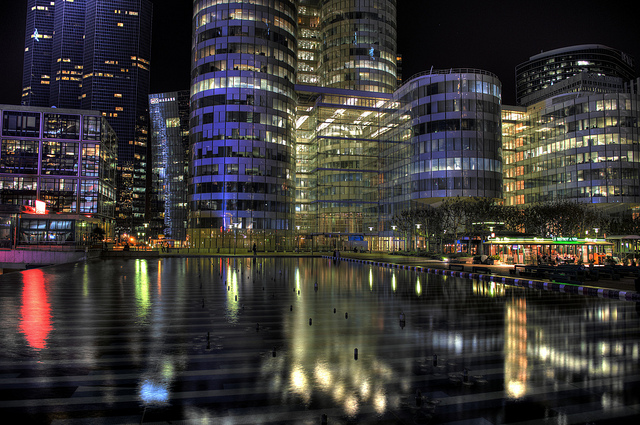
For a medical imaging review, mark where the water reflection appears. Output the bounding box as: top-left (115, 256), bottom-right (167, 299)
top-left (19, 269), bottom-right (52, 350)
top-left (2, 257), bottom-right (640, 423)
top-left (505, 296), bottom-right (528, 399)
top-left (134, 259), bottom-right (151, 322)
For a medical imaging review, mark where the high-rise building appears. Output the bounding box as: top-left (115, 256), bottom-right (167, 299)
top-left (81, 0), bottom-right (153, 237)
top-left (189, 0), bottom-right (298, 251)
top-left (515, 44), bottom-right (636, 106)
top-left (319, 0), bottom-right (397, 93)
top-left (148, 91), bottom-right (190, 242)
top-left (21, 0), bottom-right (55, 107)
top-left (506, 45), bottom-right (640, 214)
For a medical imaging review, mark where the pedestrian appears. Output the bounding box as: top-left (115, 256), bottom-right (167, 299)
top-left (253, 243), bottom-right (257, 256)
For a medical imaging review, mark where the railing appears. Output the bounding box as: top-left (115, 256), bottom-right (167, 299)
top-left (399, 68), bottom-right (500, 89)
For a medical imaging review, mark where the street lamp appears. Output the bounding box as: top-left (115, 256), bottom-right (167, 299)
top-left (415, 223), bottom-right (421, 250)
top-left (369, 226), bottom-right (373, 252)
top-left (296, 225), bottom-right (300, 252)
top-left (391, 225), bottom-right (397, 252)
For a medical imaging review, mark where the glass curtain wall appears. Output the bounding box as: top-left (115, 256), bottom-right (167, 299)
top-left (504, 92), bottom-right (640, 208)
top-left (319, 0), bottom-right (397, 93)
top-left (295, 86), bottom-right (395, 251)
top-left (189, 0), bottom-right (298, 252)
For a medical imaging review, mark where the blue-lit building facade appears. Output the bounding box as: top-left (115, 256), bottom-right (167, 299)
top-left (0, 105), bottom-right (117, 247)
top-left (148, 91), bottom-right (190, 243)
top-left (188, 0), bottom-right (298, 250)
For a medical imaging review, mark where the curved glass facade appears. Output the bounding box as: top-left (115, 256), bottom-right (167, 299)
top-left (320, 0), bottom-right (397, 93)
top-left (189, 0), bottom-right (297, 250)
top-left (503, 92), bottom-right (640, 207)
top-left (386, 70), bottom-right (503, 206)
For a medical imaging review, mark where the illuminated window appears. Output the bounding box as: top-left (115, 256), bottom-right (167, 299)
top-left (114, 93), bottom-right (122, 98)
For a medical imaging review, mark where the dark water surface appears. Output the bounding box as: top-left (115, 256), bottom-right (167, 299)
top-left (1, 257), bottom-right (640, 424)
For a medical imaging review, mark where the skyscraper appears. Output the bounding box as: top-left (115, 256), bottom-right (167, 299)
top-left (319, 0), bottom-right (397, 93)
top-left (21, 0), bottom-right (55, 107)
top-left (189, 0), bottom-right (298, 250)
top-left (50, 0), bottom-right (85, 109)
top-left (81, 0), bottom-right (153, 236)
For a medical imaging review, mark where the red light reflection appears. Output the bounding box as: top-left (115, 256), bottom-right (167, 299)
top-left (19, 269), bottom-right (53, 350)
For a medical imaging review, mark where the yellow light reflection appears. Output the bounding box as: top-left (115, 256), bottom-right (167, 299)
top-left (225, 264), bottom-right (240, 323)
top-left (373, 391), bottom-right (387, 414)
top-left (290, 364), bottom-right (311, 403)
top-left (314, 362), bottom-right (333, 390)
top-left (344, 395), bottom-right (359, 416)
top-left (507, 380), bottom-right (526, 399)
top-left (392, 273), bottom-right (397, 292)
top-left (415, 277), bottom-right (422, 296)
top-left (135, 260), bottom-right (150, 321)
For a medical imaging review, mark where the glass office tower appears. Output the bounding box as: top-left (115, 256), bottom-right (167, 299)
top-left (21, 0), bottom-right (55, 107)
top-left (189, 0), bottom-right (298, 251)
top-left (0, 104), bottom-right (117, 239)
top-left (50, 0), bottom-right (86, 109)
top-left (81, 0), bottom-right (153, 237)
top-left (319, 0), bottom-right (397, 93)
top-left (149, 91), bottom-right (190, 242)
top-left (394, 70), bottom-right (503, 201)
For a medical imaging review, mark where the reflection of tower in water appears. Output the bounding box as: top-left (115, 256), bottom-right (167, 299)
top-left (505, 296), bottom-right (528, 399)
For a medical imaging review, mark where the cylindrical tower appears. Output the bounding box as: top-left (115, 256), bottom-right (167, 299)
top-left (189, 0), bottom-right (298, 251)
top-left (394, 69), bottom-right (503, 202)
top-left (320, 0), bottom-right (397, 93)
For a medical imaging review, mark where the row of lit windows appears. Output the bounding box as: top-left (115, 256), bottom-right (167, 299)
top-left (194, 0), bottom-right (296, 16)
top-left (194, 42), bottom-right (295, 68)
top-left (506, 133), bottom-right (639, 160)
top-left (509, 185), bottom-right (640, 206)
top-left (191, 75), bottom-right (296, 99)
top-left (196, 7), bottom-right (296, 37)
top-left (192, 58), bottom-right (295, 82)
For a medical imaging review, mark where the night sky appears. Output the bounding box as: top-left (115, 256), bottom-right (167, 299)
top-left (1, 0), bottom-right (638, 106)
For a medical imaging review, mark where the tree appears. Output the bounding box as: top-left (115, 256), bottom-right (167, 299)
top-left (91, 226), bottom-right (106, 244)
